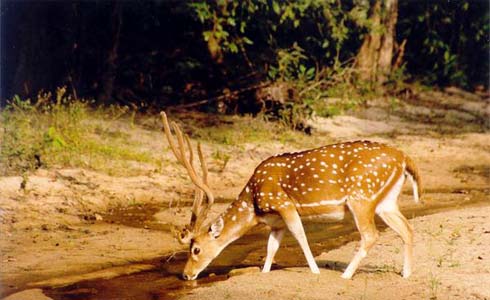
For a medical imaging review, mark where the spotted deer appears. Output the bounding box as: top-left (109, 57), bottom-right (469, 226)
top-left (161, 112), bottom-right (422, 281)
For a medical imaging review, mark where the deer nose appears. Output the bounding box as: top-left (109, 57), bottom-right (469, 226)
top-left (182, 273), bottom-right (196, 280)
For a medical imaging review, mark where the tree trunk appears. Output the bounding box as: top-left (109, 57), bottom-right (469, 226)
top-left (97, 2), bottom-right (122, 104)
top-left (356, 0), bottom-right (398, 84)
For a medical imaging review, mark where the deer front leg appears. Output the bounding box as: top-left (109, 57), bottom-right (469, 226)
top-left (262, 228), bottom-right (286, 273)
top-left (280, 209), bottom-right (320, 274)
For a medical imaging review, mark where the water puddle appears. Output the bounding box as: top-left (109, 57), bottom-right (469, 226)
top-left (43, 189), bottom-right (488, 300)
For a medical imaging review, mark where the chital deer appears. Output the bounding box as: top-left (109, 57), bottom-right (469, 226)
top-left (161, 112), bottom-right (422, 281)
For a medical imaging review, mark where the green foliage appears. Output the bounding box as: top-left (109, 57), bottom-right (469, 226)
top-left (399, 0), bottom-right (489, 88)
top-left (0, 88), bottom-right (157, 175)
top-left (6, 1), bottom-right (487, 115)
top-left (186, 0), bottom-right (488, 94)
top-left (188, 0), bottom-right (364, 71)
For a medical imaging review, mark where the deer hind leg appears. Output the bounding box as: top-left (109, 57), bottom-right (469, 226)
top-left (342, 200), bottom-right (379, 279)
top-left (377, 210), bottom-right (413, 278)
top-left (279, 208), bottom-right (320, 274)
top-left (262, 228), bottom-right (286, 273)
top-left (375, 172), bottom-right (413, 278)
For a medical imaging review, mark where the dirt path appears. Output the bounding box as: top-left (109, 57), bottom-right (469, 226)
top-left (1, 89), bottom-right (489, 299)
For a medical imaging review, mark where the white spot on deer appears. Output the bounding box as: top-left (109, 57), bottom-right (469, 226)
top-left (339, 155), bottom-right (344, 160)
top-left (232, 215), bottom-right (237, 221)
top-left (245, 186), bottom-right (250, 193)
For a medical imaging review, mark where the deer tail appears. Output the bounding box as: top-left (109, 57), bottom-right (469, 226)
top-left (404, 155), bottom-right (422, 203)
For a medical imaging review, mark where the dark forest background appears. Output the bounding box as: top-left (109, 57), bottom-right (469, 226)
top-left (1, 0), bottom-right (489, 111)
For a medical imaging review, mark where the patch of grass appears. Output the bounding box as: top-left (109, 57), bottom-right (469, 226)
top-left (373, 263), bottom-right (397, 274)
top-left (190, 114), bottom-right (312, 147)
top-left (428, 272), bottom-right (441, 300)
top-left (0, 87), bottom-right (159, 176)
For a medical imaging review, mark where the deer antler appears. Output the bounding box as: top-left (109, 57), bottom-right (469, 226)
top-left (161, 112), bottom-right (215, 244)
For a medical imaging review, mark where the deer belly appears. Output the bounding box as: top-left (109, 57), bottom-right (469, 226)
top-left (299, 205), bottom-right (346, 222)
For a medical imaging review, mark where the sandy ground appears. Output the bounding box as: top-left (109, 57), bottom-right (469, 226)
top-left (1, 88), bottom-right (489, 299)
top-left (180, 205), bottom-right (490, 300)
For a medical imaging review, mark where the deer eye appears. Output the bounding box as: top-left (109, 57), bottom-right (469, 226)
top-left (193, 247), bottom-right (201, 256)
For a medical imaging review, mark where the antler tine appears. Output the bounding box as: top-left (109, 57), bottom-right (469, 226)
top-left (184, 134), bottom-right (194, 168)
top-left (161, 112), bottom-right (183, 163)
top-left (197, 143), bottom-right (209, 196)
top-left (193, 141), bottom-right (214, 231)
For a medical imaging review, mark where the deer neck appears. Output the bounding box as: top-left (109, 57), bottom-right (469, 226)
top-left (215, 192), bottom-right (258, 248)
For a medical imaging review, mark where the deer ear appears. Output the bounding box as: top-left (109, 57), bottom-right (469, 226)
top-left (209, 216), bottom-right (224, 238)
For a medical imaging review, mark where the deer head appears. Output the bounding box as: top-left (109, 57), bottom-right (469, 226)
top-left (161, 112), bottom-right (231, 280)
